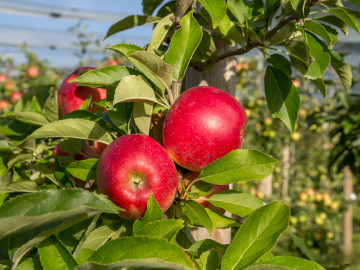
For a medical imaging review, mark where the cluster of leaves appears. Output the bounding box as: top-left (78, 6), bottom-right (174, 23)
top-left (1, 0), bottom-right (359, 268)
top-left (108, 0), bottom-right (358, 132)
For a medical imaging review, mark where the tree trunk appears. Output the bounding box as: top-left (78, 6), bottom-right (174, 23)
top-left (185, 40), bottom-right (236, 244)
top-left (343, 166), bottom-right (353, 259)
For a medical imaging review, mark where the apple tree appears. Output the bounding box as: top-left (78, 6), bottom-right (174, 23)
top-left (0, 0), bottom-right (359, 269)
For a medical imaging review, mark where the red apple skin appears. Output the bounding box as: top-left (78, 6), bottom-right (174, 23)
top-left (10, 91), bottom-right (22, 104)
top-left (184, 171), bottom-right (229, 211)
top-left (82, 141), bottom-right (107, 158)
top-left (106, 59), bottom-right (118, 66)
top-left (97, 134), bottom-right (179, 220)
top-left (0, 74), bottom-right (7, 82)
top-left (163, 86), bottom-right (247, 171)
top-left (27, 66), bottom-right (40, 78)
top-left (58, 67), bottom-right (106, 116)
top-left (0, 100), bottom-right (9, 110)
top-left (52, 144), bottom-right (87, 186)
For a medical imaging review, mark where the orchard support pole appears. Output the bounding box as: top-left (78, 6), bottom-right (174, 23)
top-left (259, 174), bottom-right (273, 199)
top-left (343, 166), bottom-right (353, 259)
top-left (185, 40), bottom-right (237, 244)
top-left (281, 140), bottom-right (290, 199)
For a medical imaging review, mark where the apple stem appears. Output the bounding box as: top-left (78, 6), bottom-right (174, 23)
top-left (165, 84), bottom-right (175, 105)
top-left (181, 177), bottom-right (202, 200)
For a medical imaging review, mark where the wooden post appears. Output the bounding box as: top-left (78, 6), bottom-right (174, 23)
top-left (343, 166), bottom-right (353, 259)
top-left (281, 140), bottom-right (290, 199)
top-left (185, 40), bottom-right (236, 244)
top-left (259, 174), bottom-right (272, 199)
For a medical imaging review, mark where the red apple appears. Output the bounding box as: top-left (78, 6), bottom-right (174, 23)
top-left (0, 100), bottom-right (9, 110)
top-left (52, 144), bottom-right (87, 186)
top-left (10, 91), bottom-right (22, 104)
top-left (5, 81), bottom-right (15, 91)
top-left (82, 141), bottom-right (107, 158)
top-left (0, 74), bottom-right (7, 82)
top-left (97, 134), bottom-right (178, 220)
top-left (184, 171), bottom-right (228, 212)
top-left (27, 66), bottom-right (40, 78)
top-left (58, 67), bottom-right (106, 116)
top-left (163, 86), bottom-right (247, 171)
top-left (106, 59), bottom-right (118, 66)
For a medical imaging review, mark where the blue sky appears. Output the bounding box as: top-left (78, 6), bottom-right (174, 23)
top-left (0, 0), bottom-right (155, 68)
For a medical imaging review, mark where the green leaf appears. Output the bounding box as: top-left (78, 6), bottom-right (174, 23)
top-left (77, 236), bottom-right (196, 270)
top-left (108, 43), bottom-right (143, 56)
top-left (200, 250), bottom-right (219, 270)
top-left (198, 0), bottom-right (227, 28)
top-left (109, 44), bottom-right (167, 93)
top-left (290, 0), bottom-right (306, 17)
top-left (113, 75), bottom-right (157, 105)
top-left (133, 194), bottom-right (163, 233)
top-left (65, 159), bottom-right (98, 181)
top-left (315, 15), bottom-right (348, 35)
top-left (303, 31), bottom-right (331, 79)
top-left (80, 222), bottom-right (122, 251)
top-left (205, 190), bottom-right (263, 217)
top-left (290, 233), bottom-right (317, 262)
top-left (143, 0), bottom-right (164, 15)
top-left (330, 50), bottom-right (352, 92)
top-left (264, 66), bottom-right (300, 132)
top-left (0, 180), bottom-right (39, 194)
top-left (70, 66), bottom-right (139, 87)
top-left (205, 208), bottom-right (240, 229)
top-left (192, 31), bottom-right (217, 63)
top-left (330, 8), bottom-right (360, 34)
top-left (187, 239), bottom-right (227, 256)
top-left (105, 15), bottom-right (161, 39)
top-left (227, 0), bottom-right (250, 24)
top-left (221, 201), bottom-right (290, 270)
top-left (38, 236), bottom-right (78, 270)
top-left (11, 215), bottom-right (91, 270)
top-left (147, 13), bottom-right (173, 52)
top-left (265, 0), bottom-right (281, 22)
top-left (23, 119), bottom-right (113, 145)
top-left (251, 256), bottom-right (325, 270)
top-left (270, 22), bottom-right (303, 46)
top-left (312, 78), bottom-right (327, 98)
top-left (127, 52), bottom-right (173, 89)
top-left (199, 149), bottom-right (278, 185)
top-left (44, 92), bottom-right (59, 122)
top-left (303, 20), bottom-right (334, 48)
top-left (266, 54), bottom-right (292, 77)
top-left (165, 11), bottom-right (203, 81)
top-left (183, 200), bottom-right (213, 235)
top-left (2, 112), bottom-right (49, 126)
top-left (135, 219), bottom-right (184, 240)
top-left (133, 101), bottom-right (153, 135)
top-left (0, 189), bottom-right (119, 239)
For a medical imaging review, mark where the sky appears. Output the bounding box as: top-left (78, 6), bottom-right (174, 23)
top-left (1, 0), bottom-right (360, 69)
top-left (0, 0), bottom-right (155, 68)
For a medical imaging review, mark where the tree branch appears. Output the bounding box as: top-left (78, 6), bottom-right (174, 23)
top-left (190, 13), bottom-right (299, 71)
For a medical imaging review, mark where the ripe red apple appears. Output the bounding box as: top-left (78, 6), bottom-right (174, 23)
top-left (10, 91), bottom-right (22, 104)
top-left (0, 100), bottom-right (9, 110)
top-left (184, 171), bottom-right (228, 212)
top-left (27, 66), bottom-right (40, 78)
top-left (97, 134), bottom-right (178, 220)
top-left (58, 67), bottom-right (106, 116)
top-left (163, 86), bottom-right (247, 171)
top-left (82, 141), bottom-right (107, 158)
top-left (0, 74), bottom-right (7, 82)
top-left (5, 81), bottom-right (15, 91)
top-left (106, 59), bottom-right (118, 66)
